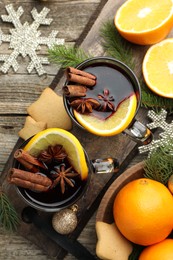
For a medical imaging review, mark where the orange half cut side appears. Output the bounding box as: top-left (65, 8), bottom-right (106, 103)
top-left (74, 94), bottom-right (137, 137)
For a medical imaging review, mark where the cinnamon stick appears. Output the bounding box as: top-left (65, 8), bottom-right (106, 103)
top-left (14, 149), bottom-right (46, 173)
top-left (67, 73), bottom-right (96, 87)
top-left (66, 67), bottom-right (96, 87)
top-left (10, 178), bottom-right (50, 192)
top-left (8, 168), bottom-right (52, 192)
top-left (63, 85), bottom-right (87, 97)
top-left (67, 67), bottom-right (96, 80)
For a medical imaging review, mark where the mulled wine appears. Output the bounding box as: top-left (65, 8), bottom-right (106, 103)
top-left (14, 157), bottom-right (89, 212)
top-left (64, 57), bottom-right (141, 134)
top-left (10, 132), bottom-right (91, 212)
top-left (82, 63), bottom-right (137, 119)
top-left (21, 157), bottom-right (88, 208)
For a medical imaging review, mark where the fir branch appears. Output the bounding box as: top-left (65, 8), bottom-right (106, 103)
top-left (48, 45), bottom-right (91, 68)
top-left (140, 80), bottom-right (173, 115)
top-left (143, 140), bottom-right (173, 185)
top-left (0, 189), bottom-right (19, 232)
top-left (100, 20), bottom-right (135, 70)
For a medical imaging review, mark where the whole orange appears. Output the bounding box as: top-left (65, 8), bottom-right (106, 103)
top-left (139, 239), bottom-right (173, 260)
top-left (113, 178), bottom-right (173, 246)
top-left (168, 174), bottom-right (173, 194)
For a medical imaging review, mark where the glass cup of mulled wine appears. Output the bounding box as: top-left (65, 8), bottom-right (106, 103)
top-left (10, 134), bottom-right (93, 213)
top-left (63, 57), bottom-right (152, 144)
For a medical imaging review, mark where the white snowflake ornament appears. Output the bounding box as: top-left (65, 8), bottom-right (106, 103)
top-left (0, 4), bottom-right (64, 75)
top-left (138, 109), bottom-right (173, 156)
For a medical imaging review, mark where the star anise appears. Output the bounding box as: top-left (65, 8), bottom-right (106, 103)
top-left (50, 164), bottom-right (79, 194)
top-left (98, 89), bottom-right (115, 111)
top-left (70, 98), bottom-right (100, 114)
top-left (38, 145), bottom-right (67, 164)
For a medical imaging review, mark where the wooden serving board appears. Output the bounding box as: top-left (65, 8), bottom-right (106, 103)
top-left (0, 0), bottom-right (152, 259)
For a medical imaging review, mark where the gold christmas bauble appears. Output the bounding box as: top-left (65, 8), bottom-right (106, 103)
top-left (52, 205), bottom-right (78, 235)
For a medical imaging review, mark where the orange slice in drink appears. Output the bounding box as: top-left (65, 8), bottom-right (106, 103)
top-left (24, 128), bottom-right (88, 180)
top-left (73, 94), bottom-right (137, 137)
top-left (114, 0), bottom-right (173, 45)
top-left (142, 38), bottom-right (173, 98)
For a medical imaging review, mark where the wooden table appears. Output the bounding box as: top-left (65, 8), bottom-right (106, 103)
top-left (0, 0), bottom-right (148, 259)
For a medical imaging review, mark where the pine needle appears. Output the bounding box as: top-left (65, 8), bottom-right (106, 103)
top-left (143, 140), bottom-right (173, 185)
top-left (0, 189), bottom-right (19, 232)
top-left (100, 20), bottom-right (135, 70)
top-left (48, 45), bottom-right (91, 68)
top-left (140, 80), bottom-right (173, 115)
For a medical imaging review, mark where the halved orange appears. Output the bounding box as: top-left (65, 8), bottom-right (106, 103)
top-left (73, 94), bottom-right (137, 137)
top-left (24, 128), bottom-right (88, 180)
top-left (142, 38), bottom-right (173, 98)
top-left (114, 0), bottom-right (173, 45)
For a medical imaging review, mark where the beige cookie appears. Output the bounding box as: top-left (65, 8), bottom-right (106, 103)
top-left (27, 88), bottom-right (72, 130)
top-left (18, 116), bottom-right (47, 140)
top-left (96, 221), bottom-right (132, 260)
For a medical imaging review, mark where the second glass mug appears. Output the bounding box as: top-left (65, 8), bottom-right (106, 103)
top-left (12, 134), bottom-right (119, 212)
top-left (63, 56), bottom-right (152, 144)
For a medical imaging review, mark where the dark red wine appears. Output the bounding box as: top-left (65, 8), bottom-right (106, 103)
top-left (67, 62), bottom-right (139, 121)
top-left (17, 157), bottom-right (88, 207)
top-left (83, 63), bottom-right (137, 119)
top-left (24, 177), bottom-right (86, 206)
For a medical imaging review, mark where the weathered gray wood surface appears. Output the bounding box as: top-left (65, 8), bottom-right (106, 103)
top-left (0, 0), bottom-right (106, 259)
top-left (0, 0), bottom-right (149, 259)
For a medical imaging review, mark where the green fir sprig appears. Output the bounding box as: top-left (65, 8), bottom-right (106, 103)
top-left (0, 187), bottom-right (19, 232)
top-left (100, 20), bottom-right (135, 70)
top-left (48, 45), bottom-right (91, 68)
top-left (140, 80), bottom-right (173, 115)
top-left (143, 140), bottom-right (173, 185)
